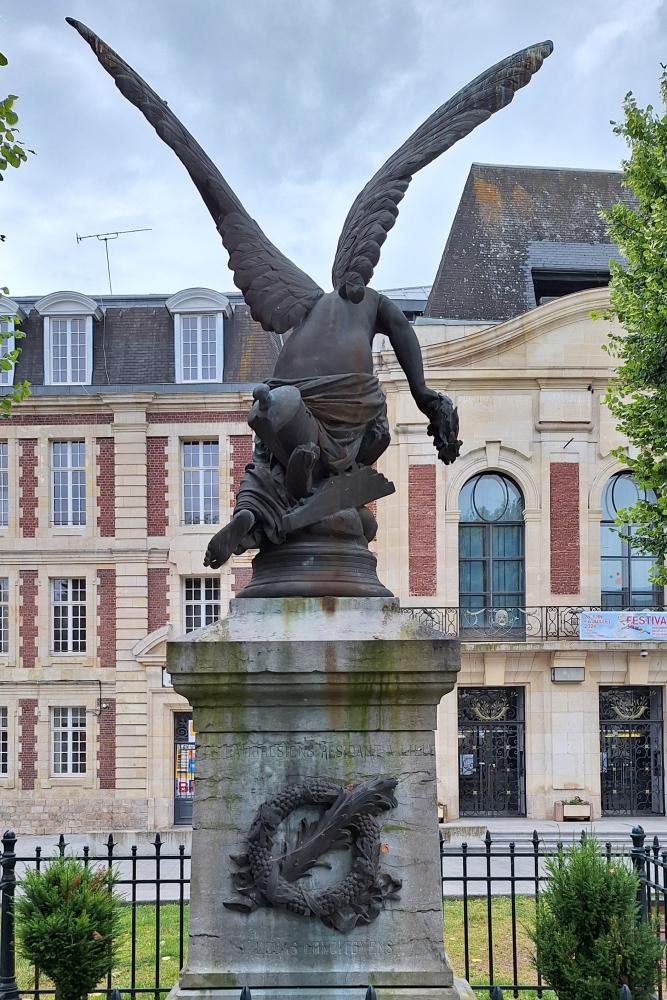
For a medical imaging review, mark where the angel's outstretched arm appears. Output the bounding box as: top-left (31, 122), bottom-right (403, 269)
top-left (376, 294), bottom-right (432, 410)
top-left (376, 294), bottom-right (461, 465)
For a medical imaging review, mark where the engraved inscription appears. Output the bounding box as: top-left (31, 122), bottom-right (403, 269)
top-left (248, 939), bottom-right (394, 958)
top-left (196, 739), bottom-right (435, 762)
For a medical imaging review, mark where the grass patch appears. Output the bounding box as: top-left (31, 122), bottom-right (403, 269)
top-left (445, 896), bottom-right (556, 1000)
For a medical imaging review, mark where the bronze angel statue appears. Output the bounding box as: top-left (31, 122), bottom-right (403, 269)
top-left (68, 19), bottom-right (552, 597)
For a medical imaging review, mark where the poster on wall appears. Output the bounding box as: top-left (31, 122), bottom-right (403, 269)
top-left (579, 610), bottom-right (667, 641)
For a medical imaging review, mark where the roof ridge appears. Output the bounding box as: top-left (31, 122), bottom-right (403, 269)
top-left (469, 161), bottom-right (623, 176)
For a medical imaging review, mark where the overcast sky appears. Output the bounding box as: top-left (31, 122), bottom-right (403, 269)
top-left (1, 0), bottom-right (665, 299)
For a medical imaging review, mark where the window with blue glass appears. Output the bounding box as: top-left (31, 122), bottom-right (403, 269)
top-left (459, 473), bottom-right (525, 635)
top-left (601, 473), bottom-right (662, 610)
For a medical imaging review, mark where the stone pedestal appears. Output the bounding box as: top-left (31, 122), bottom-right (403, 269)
top-left (166, 598), bottom-right (467, 1000)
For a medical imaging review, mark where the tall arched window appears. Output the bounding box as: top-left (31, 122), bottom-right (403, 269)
top-left (459, 473), bottom-right (525, 635)
top-left (601, 473), bottom-right (661, 609)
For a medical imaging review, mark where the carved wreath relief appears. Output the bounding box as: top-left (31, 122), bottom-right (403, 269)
top-left (224, 777), bottom-right (402, 933)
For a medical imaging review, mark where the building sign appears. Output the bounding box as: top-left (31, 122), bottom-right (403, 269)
top-left (579, 610), bottom-right (667, 641)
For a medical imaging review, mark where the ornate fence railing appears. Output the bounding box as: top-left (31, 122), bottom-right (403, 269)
top-left (404, 605), bottom-right (667, 642)
top-left (1, 826), bottom-right (665, 1000)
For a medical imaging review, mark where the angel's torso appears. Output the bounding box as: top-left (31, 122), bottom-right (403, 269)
top-left (272, 289), bottom-right (379, 381)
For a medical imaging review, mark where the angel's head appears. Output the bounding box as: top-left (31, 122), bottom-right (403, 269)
top-left (338, 278), bottom-right (366, 304)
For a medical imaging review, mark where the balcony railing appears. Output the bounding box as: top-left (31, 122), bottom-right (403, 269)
top-left (403, 605), bottom-right (667, 642)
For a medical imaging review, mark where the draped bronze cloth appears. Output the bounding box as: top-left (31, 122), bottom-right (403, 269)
top-left (234, 373), bottom-right (388, 545)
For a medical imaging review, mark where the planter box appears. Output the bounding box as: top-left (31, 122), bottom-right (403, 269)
top-left (563, 802), bottom-right (591, 821)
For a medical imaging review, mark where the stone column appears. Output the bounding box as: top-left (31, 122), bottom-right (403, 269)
top-left (167, 597), bottom-right (468, 1000)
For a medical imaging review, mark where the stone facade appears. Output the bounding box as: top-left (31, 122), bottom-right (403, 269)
top-left (1, 278), bottom-right (664, 831)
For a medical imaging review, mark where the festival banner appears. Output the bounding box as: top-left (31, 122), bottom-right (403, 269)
top-left (579, 610), bottom-right (667, 641)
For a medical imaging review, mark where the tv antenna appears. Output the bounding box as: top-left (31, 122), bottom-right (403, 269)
top-left (76, 227), bottom-right (152, 294)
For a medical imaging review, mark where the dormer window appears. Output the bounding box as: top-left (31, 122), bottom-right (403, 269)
top-left (0, 318), bottom-right (15, 387)
top-left (166, 288), bottom-right (230, 384)
top-left (35, 291), bottom-right (102, 386)
top-left (0, 295), bottom-right (24, 388)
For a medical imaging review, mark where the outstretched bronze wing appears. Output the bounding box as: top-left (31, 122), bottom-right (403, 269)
top-left (66, 18), bottom-right (323, 334)
top-left (331, 40), bottom-right (553, 300)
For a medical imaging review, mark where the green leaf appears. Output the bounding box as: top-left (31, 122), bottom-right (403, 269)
top-left (0, 53), bottom-right (8, 67)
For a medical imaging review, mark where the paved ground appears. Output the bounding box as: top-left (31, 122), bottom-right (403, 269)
top-left (8, 819), bottom-right (667, 902)
top-left (440, 816), bottom-right (667, 896)
top-left (9, 831), bottom-right (192, 903)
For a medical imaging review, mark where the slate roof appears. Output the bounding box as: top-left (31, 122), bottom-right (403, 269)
top-left (10, 294), bottom-right (281, 390)
top-left (424, 164), bottom-right (634, 322)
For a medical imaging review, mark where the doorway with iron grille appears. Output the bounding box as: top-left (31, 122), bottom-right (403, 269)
top-left (458, 687), bottom-right (526, 816)
top-left (600, 687), bottom-right (664, 816)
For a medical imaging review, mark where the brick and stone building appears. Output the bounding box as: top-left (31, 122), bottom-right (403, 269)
top-left (1, 164), bottom-right (663, 832)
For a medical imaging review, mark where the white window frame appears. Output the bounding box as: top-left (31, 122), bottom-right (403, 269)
top-left (0, 318), bottom-right (16, 387)
top-left (35, 291), bottom-right (101, 387)
top-left (51, 705), bottom-right (87, 776)
top-left (45, 316), bottom-right (91, 385)
top-left (0, 578), bottom-right (8, 654)
top-left (0, 296), bottom-right (23, 389)
top-left (0, 441), bottom-right (7, 529)
top-left (0, 705), bottom-right (7, 776)
top-left (183, 577), bottom-right (221, 632)
top-left (51, 440), bottom-right (86, 527)
top-left (166, 288), bottom-right (230, 384)
top-left (51, 577), bottom-right (87, 654)
top-left (182, 439), bottom-right (220, 525)
top-left (175, 312), bottom-right (224, 383)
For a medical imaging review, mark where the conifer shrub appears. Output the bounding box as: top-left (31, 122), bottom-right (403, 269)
top-left (531, 837), bottom-right (663, 1000)
top-left (15, 856), bottom-right (123, 1000)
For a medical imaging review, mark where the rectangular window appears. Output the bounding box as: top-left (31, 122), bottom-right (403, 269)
top-left (181, 314), bottom-right (218, 381)
top-left (52, 441), bottom-right (86, 526)
top-left (184, 577), bottom-right (220, 632)
top-left (51, 706), bottom-right (86, 775)
top-left (182, 440), bottom-right (220, 525)
top-left (0, 705), bottom-right (7, 775)
top-left (0, 318), bottom-right (15, 386)
top-left (52, 578), bottom-right (86, 653)
top-left (0, 441), bottom-right (7, 528)
top-left (0, 578), bottom-right (7, 654)
top-left (50, 317), bottom-right (87, 384)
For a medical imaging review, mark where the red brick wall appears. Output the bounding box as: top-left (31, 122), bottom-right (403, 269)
top-left (550, 462), bottom-right (580, 595)
top-left (19, 439), bottom-right (38, 538)
top-left (408, 464), bottom-right (437, 596)
top-left (5, 414), bottom-right (112, 426)
top-left (97, 698), bottom-right (116, 790)
top-left (97, 437), bottom-right (115, 537)
top-left (230, 434), bottom-right (253, 512)
top-left (148, 568), bottom-right (169, 633)
top-left (19, 698), bottom-right (38, 791)
top-left (232, 566), bottom-right (253, 594)
top-left (148, 411), bottom-right (247, 424)
top-left (147, 436), bottom-right (168, 536)
top-left (97, 569), bottom-right (116, 668)
top-left (19, 570), bottom-right (38, 668)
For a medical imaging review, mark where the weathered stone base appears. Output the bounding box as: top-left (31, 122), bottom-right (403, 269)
top-left (166, 598), bottom-right (466, 998)
top-left (167, 983), bottom-right (474, 1000)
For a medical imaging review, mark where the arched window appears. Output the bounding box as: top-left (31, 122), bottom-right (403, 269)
top-left (601, 473), bottom-right (661, 609)
top-left (459, 473), bottom-right (525, 635)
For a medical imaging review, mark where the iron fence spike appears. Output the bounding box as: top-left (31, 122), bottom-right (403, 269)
top-left (365, 987), bottom-right (377, 1000)
top-left (239, 988), bottom-right (251, 1000)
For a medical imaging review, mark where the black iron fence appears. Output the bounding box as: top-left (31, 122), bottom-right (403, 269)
top-left (406, 605), bottom-right (667, 641)
top-left (441, 825), bottom-right (666, 998)
top-left (1, 826), bottom-right (665, 1000)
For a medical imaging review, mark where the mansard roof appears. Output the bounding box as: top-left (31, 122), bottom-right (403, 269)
top-left (10, 291), bottom-right (281, 391)
top-left (424, 164), bottom-right (634, 323)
